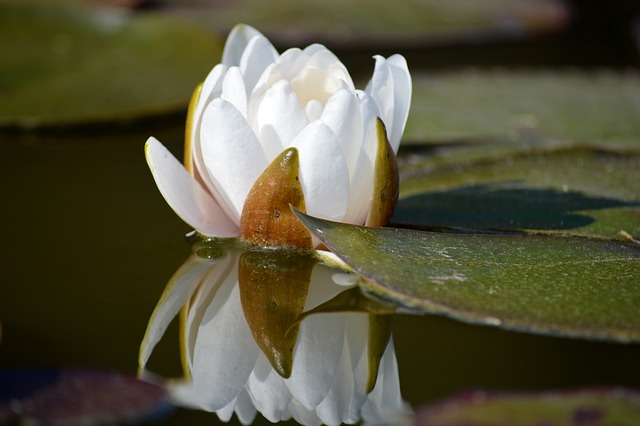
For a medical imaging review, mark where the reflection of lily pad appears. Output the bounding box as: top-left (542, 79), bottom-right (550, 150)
top-left (294, 211), bottom-right (640, 343)
top-left (160, 0), bottom-right (569, 49)
top-left (415, 388), bottom-right (640, 426)
top-left (0, 4), bottom-right (222, 128)
top-left (405, 71), bottom-right (640, 146)
top-left (396, 148), bottom-right (640, 239)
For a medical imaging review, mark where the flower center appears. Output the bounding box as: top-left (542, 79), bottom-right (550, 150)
top-left (291, 66), bottom-right (342, 107)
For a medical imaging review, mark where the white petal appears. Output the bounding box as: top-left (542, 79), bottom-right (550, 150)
top-left (144, 137), bottom-right (239, 237)
top-left (344, 313), bottom-right (371, 422)
top-left (386, 54), bottom-right (412, 152)
top-left (200, 99), bottom-right (269, 221)
top-left (216, 398), bottom-right (236, 421)
top-left (285, 265), bottom-right (346, 410)
top-left (342, 91), bottom-right (380, 225)
top-left (307, 48), bottom-right (354, 90)
top-left (361, 339), bottom-right (412, 425)
top-left (239, 34), bottom-right (279, 94)
top-left (366, 54), bottom-right (411, 152)
top-left (182, 253), bottom-right (237, 372)
top-left (277, 47), bottom-right (309, 80)
top-left (316, 328), bottom-right (355, 426)
top-left (257, 79), bottom-right (308, 158)
top-left (305, 99), bottom-right (324, 122)
top-left (235, 388), bottom-right (258, 425)
top-left (290, 121), bottom-right (350, 222)
top-left (286, 312), bottom-right (345, 410)
top-left (175, 272), bottom-right (260, 411)
top-left (190, 64), bottom-right (227, 152)
top-left (190, 65), bottom-right (230, 203)
top-left (302, 43), bottom-right (329, 57)
top-left (288, 400), bottom-right (323, 426)
top-left (221, 66), bottom-right (248, 118)
top-left (138, 254), bottom-right (219, 370)
top-left (248, 355), bottom-right (292, 422)
top-left (366, 56), bottom-right (394, 140)
top-left (320, 89), bottom-right (363, 178)
top-left (345, 314), bottom-right (369, 400)
top-left (222, 24), bottom-right (265, 66)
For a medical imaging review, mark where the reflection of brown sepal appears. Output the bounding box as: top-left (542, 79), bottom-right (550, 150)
top-left (365, 118), bottom-right (399, 228)
top-left (238, 251), bottom-right (315, 378)
top-left (367, 314), bottom-right (393, 393)
top-left (240, 148), bottom-right (313, 249)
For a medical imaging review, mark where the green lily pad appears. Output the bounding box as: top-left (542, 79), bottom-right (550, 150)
top-left (159, 0), bottom-right (568, 49)
top-left (0, 4), bottom-right (222, 128)
top-left (395, 147), bottom-right (640, 239)
top-left (415, 388), bottom-right (640, 426)
top-left (294, 211), bottom-right (640, 342)
top-left (405, 71), bottom-right (640, 147)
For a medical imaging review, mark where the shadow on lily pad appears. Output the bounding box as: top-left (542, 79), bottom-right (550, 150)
top-left (392, 182), bottom-right (640, 232)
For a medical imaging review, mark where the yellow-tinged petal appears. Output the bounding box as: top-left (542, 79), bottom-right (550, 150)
top-left (240, 148), bottom-right (312, 249)
top-left (365, 118), bottom-right (399, 228)
top-left (238, 250), bottom-right (315, 378)
top-left (184, 83), bottom-right (203, 175)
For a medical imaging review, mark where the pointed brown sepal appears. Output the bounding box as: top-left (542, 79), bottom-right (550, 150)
top-left (366, 314), bottom-right (393, 393)
top-left (183, 83), bottom-right (203, 175)
top-left (365, 118), bottom-right (399, 228)
top-left (240, 148), bottom-right (313, 249)
top-left (238, 250), bottom-right (316, 378)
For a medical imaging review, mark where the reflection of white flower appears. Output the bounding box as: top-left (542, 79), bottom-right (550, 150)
top-left (145, 24), bottom-right (411, 242)
top-left (139, 246), bottom-right (410, 425)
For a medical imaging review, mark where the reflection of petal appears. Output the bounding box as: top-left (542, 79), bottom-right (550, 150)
top-left (140, 243), bottom-right (409, 425)
top-left (138, 254), bottom-right (216, 370)
top-left (288, 311), bottom-right (345, 410)
top-left (172, 265), bottom-right (260, 412)
top-left (362, 338), bottom-right (412, 425)
top-left (248, 355), bottom-right (293, 422)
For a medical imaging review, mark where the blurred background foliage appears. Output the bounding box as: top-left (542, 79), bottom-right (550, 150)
top-left (1, 0), bottom-right (640, 424)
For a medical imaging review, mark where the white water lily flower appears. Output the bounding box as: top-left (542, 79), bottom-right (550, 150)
top-left (139, 244), bottom-right (410, 426)
top-left (145, 24), bottom-right (411, 246)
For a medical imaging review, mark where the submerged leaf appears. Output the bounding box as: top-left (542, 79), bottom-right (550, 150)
top-left (294, 211), bottom-right (640, 343)
top-left (414, 388), bottom-right (640, 426)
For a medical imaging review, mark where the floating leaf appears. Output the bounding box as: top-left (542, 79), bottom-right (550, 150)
top-left (405, 71), bottom-right (640, 147)
top-left (396, 147), bottom-right (640, 239)
top-left (414, 388), bottom-right (640, 426)
top-left (158, 0), bottom-right (568, 49)
top-left (294, 210), bottom-right (640, 342)
top-left (0, 368), bottom-right (173, 425)
top-left (0, 4), bottom-right (222, 128)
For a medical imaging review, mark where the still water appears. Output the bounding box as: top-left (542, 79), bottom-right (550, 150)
top-left (2, 118), bottom-right (640, 425)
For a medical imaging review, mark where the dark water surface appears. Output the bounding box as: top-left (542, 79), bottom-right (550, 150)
top-left (1, 118), bottom-right (639, 425)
